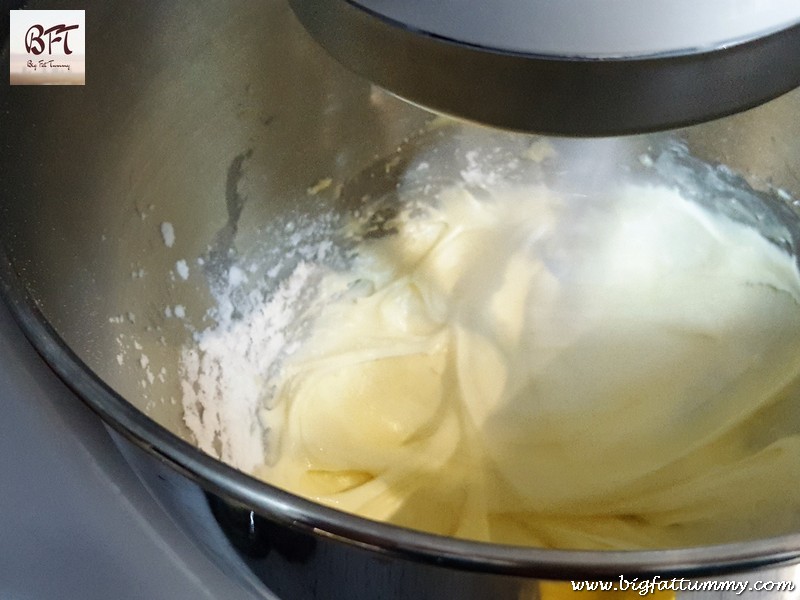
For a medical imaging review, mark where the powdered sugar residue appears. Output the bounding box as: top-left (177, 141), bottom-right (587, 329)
top-left (176, 209), bottom-right (347, 472)
top-left (160, 222), bottom-right (176, 248)
top-left (179, 261), bottom-right (322, 472)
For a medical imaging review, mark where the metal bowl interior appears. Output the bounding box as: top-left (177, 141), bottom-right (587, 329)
top-left (2, 0), bottom-right (800, 586)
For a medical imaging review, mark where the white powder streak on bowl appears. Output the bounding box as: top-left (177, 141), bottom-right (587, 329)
top-left (175, 259), bottom-right (190, 280)
top-left (179, 261), bottom-right (320, 473)
top-left (228, 265), bottom-right (248, 287)
top-left (160, 222), bottom-right (176, 248)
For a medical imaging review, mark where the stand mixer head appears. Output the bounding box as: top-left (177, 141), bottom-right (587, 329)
top-left (289, 0), bottom-right (800, 135)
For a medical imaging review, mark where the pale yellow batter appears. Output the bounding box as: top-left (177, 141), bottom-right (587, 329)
top-left (258, 182), bottom-right (800, 550)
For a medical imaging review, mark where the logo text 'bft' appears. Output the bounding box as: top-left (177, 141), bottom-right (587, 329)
top-left (25, 24), bottom-right (80, 56)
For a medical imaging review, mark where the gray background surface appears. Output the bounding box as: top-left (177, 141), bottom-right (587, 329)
top-left (0, 299), bottom-right (259, 600)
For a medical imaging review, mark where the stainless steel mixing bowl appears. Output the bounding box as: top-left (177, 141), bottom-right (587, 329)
top-left (2, 1), bottom-right (800, 598)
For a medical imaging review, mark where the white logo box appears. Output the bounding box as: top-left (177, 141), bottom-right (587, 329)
top-left (9, 10), bottom-right (85, 85)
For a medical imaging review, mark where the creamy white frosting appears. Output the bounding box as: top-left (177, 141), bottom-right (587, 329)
top-left (259, 182), bottom-right (800, 549)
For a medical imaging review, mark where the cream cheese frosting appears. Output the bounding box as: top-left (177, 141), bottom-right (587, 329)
top-left (255, 182), bottom-right (800, 549)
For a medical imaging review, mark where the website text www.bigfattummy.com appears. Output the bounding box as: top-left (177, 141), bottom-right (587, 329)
top-left (570, 576), bottom-right (796, 596)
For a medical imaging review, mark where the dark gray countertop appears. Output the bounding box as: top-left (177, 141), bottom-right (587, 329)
top-left (0, 298), bottom-right (260, 600)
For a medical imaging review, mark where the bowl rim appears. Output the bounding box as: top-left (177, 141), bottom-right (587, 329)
top-left (2, 249), bottom-right (800, 581)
